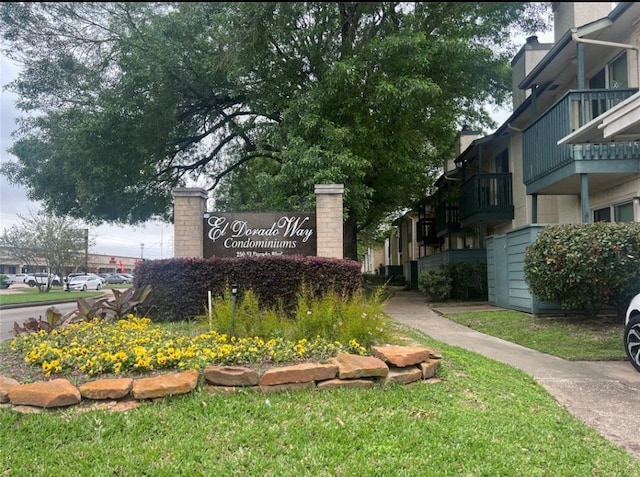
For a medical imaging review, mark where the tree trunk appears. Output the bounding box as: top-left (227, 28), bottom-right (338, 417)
top-left (343, 216), bottom-right (358, 261)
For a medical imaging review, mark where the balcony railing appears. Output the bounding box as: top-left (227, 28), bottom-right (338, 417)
top-left (435, 201), bottom-right (460, 237)
top-left (459, 173), bottom-right (513, 226)
top-left (523, 88), bottom-right (638, 185)
top-left (416, 217), bottom-right (442, 246)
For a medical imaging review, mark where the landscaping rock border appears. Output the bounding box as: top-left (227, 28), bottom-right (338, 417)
top-left (0, 345), bottom-right (441, 413)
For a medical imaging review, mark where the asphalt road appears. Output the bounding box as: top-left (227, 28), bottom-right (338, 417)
top-left (0, 301), bottom-right (79, 342)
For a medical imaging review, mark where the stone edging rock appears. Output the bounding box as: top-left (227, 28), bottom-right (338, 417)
top-left (0, 345), bottom-right (441, 413)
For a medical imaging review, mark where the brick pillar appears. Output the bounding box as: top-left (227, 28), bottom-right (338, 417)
top-left (172, 188), bottom-right (208, 258)
top-left (315, 184), bottom-right (344, 259)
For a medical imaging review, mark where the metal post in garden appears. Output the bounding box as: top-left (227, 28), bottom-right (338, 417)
top-left (230, 283), bottom-right (238, 337)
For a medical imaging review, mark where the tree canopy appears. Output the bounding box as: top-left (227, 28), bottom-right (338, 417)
top-left (0, 2), bottom-right (551, 258)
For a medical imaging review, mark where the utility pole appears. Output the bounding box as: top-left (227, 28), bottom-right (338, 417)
top-left (84, 228), bottom-right (89, 272)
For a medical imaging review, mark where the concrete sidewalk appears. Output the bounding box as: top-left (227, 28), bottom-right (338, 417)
top-left (384, 289), bottom-right (640, 460)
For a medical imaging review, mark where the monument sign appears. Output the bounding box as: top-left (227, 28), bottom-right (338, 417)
top-left (203, 212), bottom-right (317, 258)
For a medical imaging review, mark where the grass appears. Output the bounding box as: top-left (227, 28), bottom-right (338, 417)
top-left (0, 286), bottom-right (126, 306)
top-left (2, 326), bottom-right (640, 475)
top-left (441, 308), bottom-right (625, 361)
top-left (1, 290), bottom-right (639, 474)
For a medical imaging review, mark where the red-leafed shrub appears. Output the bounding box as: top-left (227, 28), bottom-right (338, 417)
top-left (134, 255), bottom-right (363, 322)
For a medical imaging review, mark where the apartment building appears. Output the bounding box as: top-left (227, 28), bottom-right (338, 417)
top-left (385, 2), bottom-right (640, 312)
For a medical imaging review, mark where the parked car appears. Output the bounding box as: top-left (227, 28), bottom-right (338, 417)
top-left (66, 274), bottom-right (103, 291)
top-left (23, 273), bottom-right (61, 287)
top-left (4, 273), bottom-right (28, 285)
top-left (66, 272), bottom-right (104, 284)
top-left (625, 293), bottom-right (640, 372)
top-left (104, 273), bottom-right (129, 284)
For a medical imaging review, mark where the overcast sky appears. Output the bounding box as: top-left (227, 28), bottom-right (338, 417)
top-left (1, 28), bottom-right (554, 262)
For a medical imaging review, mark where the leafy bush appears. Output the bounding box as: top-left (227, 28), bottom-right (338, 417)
top-left (206, 286), bottom-right (291, 339)
top-left (418, 268), bottom-right (452, 301)
top-left (524, 222), bottom-right (640, 319)
top-left (445, 262), bottom-right (488, 300)
top-left (136, 255), bottom-right (363, 322)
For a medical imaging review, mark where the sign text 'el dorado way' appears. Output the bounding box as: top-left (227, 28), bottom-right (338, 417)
top-left (203, 212), bottom-right (317, 258)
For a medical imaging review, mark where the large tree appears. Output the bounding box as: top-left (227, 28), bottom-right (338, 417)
top-left (0, 2), bottom-right (551, 259)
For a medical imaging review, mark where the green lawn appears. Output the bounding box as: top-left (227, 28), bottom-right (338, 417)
top-left (0, 286), bottom-right (127, 306)
top-left (442, 308), bottom-right (626, 361)
top-left (1, 293), bottom-right (639, 474)
top-left (1, 327), bottom-right (640, 476)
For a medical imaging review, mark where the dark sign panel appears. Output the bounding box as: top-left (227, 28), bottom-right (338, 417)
top-left (203, 212), bottom-right (317, 258)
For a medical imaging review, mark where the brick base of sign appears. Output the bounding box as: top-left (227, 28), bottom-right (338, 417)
top-left (0, 346), bottom-right (441, 413)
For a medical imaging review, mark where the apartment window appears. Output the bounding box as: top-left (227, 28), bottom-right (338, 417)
top-left (589, 69), bottom-right (605, 89)
top-left (589, 53), bottom-right (628, 118)
top-left (593, 207), bottom-right (611, 222)
top-left (609, 53), bottom-right (628, 89)
top-left (615, 202), bottom-right (634, 222)
top-left (495, 149), bottom-right (509, 173)
top-left (589, 53), bottom-right (628, 90)
top-left (594, 201), bottom-right (634, 223)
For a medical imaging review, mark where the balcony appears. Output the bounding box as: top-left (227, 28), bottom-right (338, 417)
top-left (523, 88), bottom-right (640, 195)
top-left (459, 173), bottom-right (513, 227)
top-left (416, 217), bottom-right (442, 247)
top-left (435, 202), bottom-right (460, 237)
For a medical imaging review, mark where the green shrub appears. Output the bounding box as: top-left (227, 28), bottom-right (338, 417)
top-left (445, 262), bottom-right (488, 300)
top-left (418, 268), bottom-right (452, 301)
top-left (524, 222), bottom-right (640, 319)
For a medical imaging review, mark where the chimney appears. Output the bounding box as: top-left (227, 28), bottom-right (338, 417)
top-left (447, 126), bottom-right (480, 173)
top-left (511, 3), bottom-right (613, 110)
top-left (552, 2), bottom-right (613, 44)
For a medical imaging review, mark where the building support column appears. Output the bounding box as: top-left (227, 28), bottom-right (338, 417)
top-left (581, 174), bottom-right (590, 223)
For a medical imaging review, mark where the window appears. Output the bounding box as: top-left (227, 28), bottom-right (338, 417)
top-left (589, 53), bottom-right (628, 90)
top-left (589, 69), bottom-right (605, 89)
top-left (594, 207), bottom-right (611, 222)
top-left (615, 202), bottom-right (634, 222)
top-left (588, 53), bottom-right (628, 118)
top-left (495, 149), bottom-right (509, 173)
top-left (594, 201), bottom-right (634, 223)
top-left (609, 53), bottom-right (628, 89)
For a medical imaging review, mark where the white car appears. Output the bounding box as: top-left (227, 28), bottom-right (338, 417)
top-left (24, 273), bottom-right (62, 287)
top-left (67, 274), bottom-right (103, 291)
top-left (624, 293), bottom-right (640, 372)
top-left (4, 273), bottom-right (28, 285)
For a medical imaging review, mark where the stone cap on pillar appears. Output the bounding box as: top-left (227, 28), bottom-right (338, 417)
top-left (314, 184), bottom-right (344, 194)
top-left (172, 187), bottom-right (209, 200)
